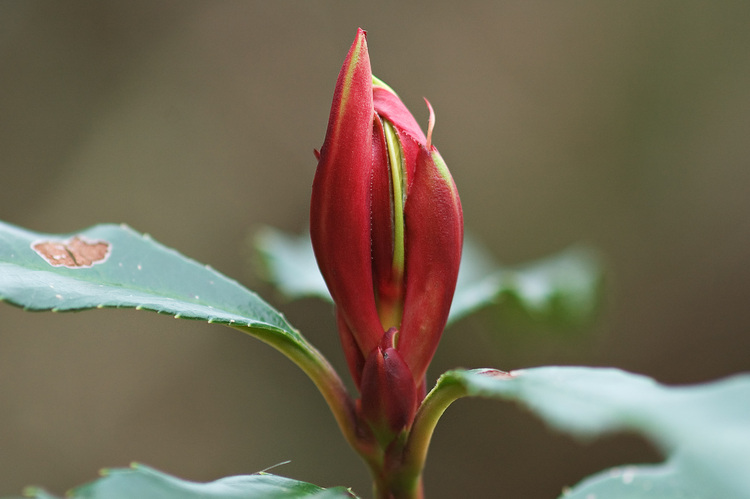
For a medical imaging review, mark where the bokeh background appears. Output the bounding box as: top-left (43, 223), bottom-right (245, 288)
top-left (2, 2), bottom-right (749, 498)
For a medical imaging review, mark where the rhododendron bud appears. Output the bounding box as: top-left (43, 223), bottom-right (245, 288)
top-left (310, 28), bottom-right (463, 433)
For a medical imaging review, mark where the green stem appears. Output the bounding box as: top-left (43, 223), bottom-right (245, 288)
top-left (237, 323), bottom-right (457, 497)
top-left (393, 380), bottom-right (470, 494)
top-left (233, 325), bottom-right (378, 462)
top-left (372, 474), bottom-right (424, 499)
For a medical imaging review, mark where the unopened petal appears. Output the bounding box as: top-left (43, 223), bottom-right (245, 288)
top-left (398, 146), bottom-right (463, 385)
top-left (310, 28), bottom-right (383, 357)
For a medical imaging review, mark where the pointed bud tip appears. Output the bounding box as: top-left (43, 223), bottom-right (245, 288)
top-left (424, 98), bottom-right (435, 149)
top-left (353, 28), bottom-right (368, 51)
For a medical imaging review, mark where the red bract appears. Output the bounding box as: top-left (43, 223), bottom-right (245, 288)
top-left (310, 28), bottom-right (463, 437)
top-left (360, 328), bottom-right (417, 443)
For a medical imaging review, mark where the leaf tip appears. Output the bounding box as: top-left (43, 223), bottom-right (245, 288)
top-left (22, 486), bottom-right (41, 498)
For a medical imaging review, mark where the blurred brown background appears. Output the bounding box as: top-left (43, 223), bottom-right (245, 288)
top-left (1, 2), bottom-right (749, 498)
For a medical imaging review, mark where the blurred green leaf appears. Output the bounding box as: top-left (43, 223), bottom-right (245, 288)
top-left (0, 220), bottom-right (302, 340)
top-left (9, 488), bottom-right (58, 499)
top-left (433, 366), bottom-right (750, 499)
top-left (254, 227), bottom-right (603, 327)
top-left (450, 236), bottom-right (602, 327)
top-left (255, 226), bottom-right (329, 301)
top-left (10, 463), bottom-right (357, 499)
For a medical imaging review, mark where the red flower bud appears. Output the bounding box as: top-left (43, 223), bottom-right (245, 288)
top-left (310, 29), bottom-right (463, 406)
top-left (359, 328), bottom-right (418, 442)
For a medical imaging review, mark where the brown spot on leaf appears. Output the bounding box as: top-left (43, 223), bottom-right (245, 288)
top-left (32, 236), bottom-right (111, 268)
top-left (475, 368), bottom-right (514, 380)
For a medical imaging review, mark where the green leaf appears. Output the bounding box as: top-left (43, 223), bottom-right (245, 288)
top-left (1, 221), bottom-right (361, 479)
top-left (8, 488), bottom-right (58, 499)
top-left (450, 237), bottom-right (602, 326)
top-left (254, 227), bottom-right (603, 327)
top-left (255, 226), bottom-right (330, 301)
top-left (10, 463), bottom-right (357, 499)
top-left (0, 221), bottom-right (297, 337)
top-left (432, 366), bottom-right (750, 499)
